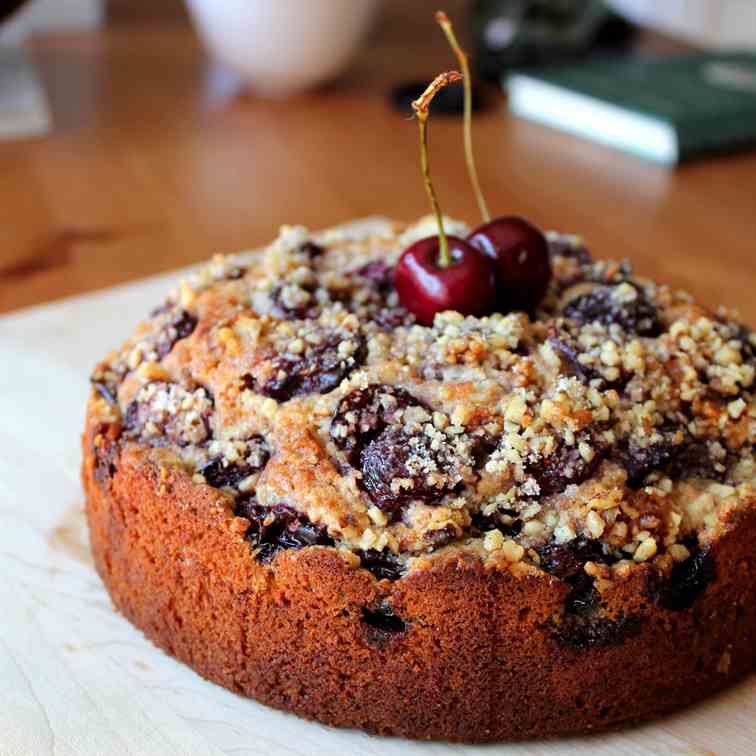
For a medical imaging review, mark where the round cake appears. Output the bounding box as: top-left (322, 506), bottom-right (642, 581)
top-left (82, 216), bottom-right (756, 742)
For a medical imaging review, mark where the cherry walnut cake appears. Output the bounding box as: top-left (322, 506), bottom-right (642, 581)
top-left (83, 217), bottom-right (756, 741)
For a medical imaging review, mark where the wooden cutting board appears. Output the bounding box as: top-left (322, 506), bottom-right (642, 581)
top-left (1, 219), bottom-right (754, 756)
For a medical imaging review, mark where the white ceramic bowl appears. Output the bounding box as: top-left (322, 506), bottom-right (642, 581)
top-left (186, 0), bottom-right (379, 97)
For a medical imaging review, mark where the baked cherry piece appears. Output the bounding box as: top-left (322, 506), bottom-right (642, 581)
top-left (467, 216), bottom-right (552, 312)
top-left (395, 235), bottom-right (497, 326)
top-left (395, 70), bottom-right (498, 325)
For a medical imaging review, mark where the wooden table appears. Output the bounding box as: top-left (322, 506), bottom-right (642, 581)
top-left (2, 12), bottom-right (755, 322)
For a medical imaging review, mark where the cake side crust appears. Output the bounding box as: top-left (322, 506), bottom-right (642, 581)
top-left (82, 410), bottom-right (756, 742)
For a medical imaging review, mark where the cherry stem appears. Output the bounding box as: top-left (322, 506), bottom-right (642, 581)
top-left (436, 11), bottom-right (490, 224)
top-left (412, 70), bottom-right (463, 269)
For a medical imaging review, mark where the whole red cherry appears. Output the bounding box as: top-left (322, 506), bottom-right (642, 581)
top-left (436, 15), bottom-right (553, 315)
top-left (396, 71), bottom-right (499, 326)
top-left (395, 235), bottom-right (497, 326)
top-left (467, 216), bottom-right (551, 312)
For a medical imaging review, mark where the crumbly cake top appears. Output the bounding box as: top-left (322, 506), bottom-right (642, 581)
top-left (90, 217), bottom-right (756, 585)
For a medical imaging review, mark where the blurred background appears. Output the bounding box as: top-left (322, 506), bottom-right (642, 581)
top-left (1, 0), bottom-right (755, 321)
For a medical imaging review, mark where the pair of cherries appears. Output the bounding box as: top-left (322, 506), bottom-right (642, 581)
top-left (396, 216), bottom-right (551, 326)
top-left (394, 12), bottom-right (551, 327)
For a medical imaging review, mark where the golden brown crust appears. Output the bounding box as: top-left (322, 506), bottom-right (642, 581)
top-left (83, 409), bottom-right (756, 742)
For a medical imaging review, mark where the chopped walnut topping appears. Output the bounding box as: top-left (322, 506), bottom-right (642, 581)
top-left (89, 218), bottom-right (756, 571)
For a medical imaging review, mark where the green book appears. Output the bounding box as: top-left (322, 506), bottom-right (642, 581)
top-left (506, 52), bottom-right (756, 164)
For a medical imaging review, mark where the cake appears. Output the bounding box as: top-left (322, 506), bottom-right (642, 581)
top-left (82, 216), bottom-right (756, 742)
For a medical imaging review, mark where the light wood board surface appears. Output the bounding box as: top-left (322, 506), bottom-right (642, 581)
top-left (1, 221), bottom-right (756, 756)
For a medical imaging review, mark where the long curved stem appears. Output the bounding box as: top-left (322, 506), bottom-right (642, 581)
top-left (412, 71), bottom-right (462, 269)
top-left (436, 11), bottom-right (490, 223)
